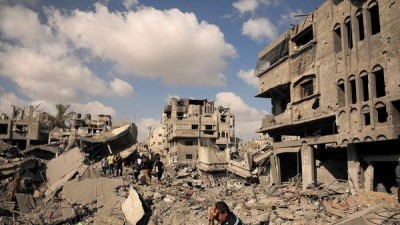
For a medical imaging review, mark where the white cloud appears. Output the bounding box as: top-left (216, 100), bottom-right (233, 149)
top-left (27, 100), bottom-right (116, 118)
top-left (215, 92), bottom-right (268, 141)
top-left (242, 17), bottom-right (277, 42)
top-left (122, 0), bottom-right (139, 9)
top-left (233, 0), bottom-right (259, 15)
top-left (70, 101), bottom-right (116, 117)
top-left (49, 4), bottom-right (236, 86)
top-left (0, 87), bottom-right (116, 119)
top-left (0, 88), bottom-right (27, 115)
top-left (233, 0), bottom-right (275, 15)
top-left (0, 5), bottom-right (134, 103)
top-left (136, 118), bottom-right (161, 142)
top-left (165, 94), bottom-right (180, 104)
top-left (237, 69), bottom-right (258, 88)
top-left (280, 8), bottom-right (304, 25)
top-left (110, 78), bottom-right (134, 96)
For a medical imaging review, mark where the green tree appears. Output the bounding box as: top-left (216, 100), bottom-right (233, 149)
top-left (55, 104), bottom-right (70, 128)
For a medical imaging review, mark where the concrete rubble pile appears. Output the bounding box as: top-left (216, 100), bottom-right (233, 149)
top-left (136, 165), bottom-right (399, 225)
top-left (0, 137), bottom-right (399, 224)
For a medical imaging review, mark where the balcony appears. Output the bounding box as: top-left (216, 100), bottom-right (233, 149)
top-left (257, 59), bottom-right (290, 97)
top-left (260, 110), bottom-right (292, 132)
top-left (255, 33), bottom-right (289, 77)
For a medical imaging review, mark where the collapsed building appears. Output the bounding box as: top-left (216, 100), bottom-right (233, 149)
top-left (48, 113), bottom-right (113, 145)
top-left (255, 0), bottom-right (400, 193)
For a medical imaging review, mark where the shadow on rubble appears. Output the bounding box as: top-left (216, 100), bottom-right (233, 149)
top-left (137, 192), bottom-right (153, 225)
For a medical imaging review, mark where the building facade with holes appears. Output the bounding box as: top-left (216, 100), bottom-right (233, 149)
top-left (162, 98), bottom-right (236, 165)
top-left (255, 0), bottom-right (400, 192)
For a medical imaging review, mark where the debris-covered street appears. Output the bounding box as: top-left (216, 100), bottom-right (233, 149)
top-left (1, 138), bottom-right (399, 225)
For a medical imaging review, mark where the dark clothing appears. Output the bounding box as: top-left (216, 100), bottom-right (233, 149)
top-left (108, 163), bottom-right (115, 176)
top-left (397, 181), bottom-right (400, 203)
top-left (154, 160), bottom-right (164, 173)
top-left (102, 166), bottom-right (107, 175)
top-left (115, 156), bottom-right (123, 176)
top-left (133, 163), bottom-right (141, 173)
top-left (154, 160), bottom-right (164, 181)
top-left (396, 164), bottom-right (400, 202)
top-left (133, 163), bottom-right (141, 181)
top-left (222, 213), bottom-right (243, 225)
top-left (142, 159), bottom-right (154, 170)
top-left (141, 158), bottom-right (153, 185)
top-left (156, 171), bottom-right (163, 181)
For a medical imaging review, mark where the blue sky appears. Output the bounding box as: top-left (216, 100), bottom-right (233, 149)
top-left (0, 0), bottom-right (324, 141)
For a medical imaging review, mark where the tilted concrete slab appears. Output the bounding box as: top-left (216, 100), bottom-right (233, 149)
top-left (46, 147), bottom-right (84, 186)
top-left (331, 203), bottom-right (386, 225)
top-left (62, 177), bottom-right (124, 218)
top-left (122, 187), bottom-right (145, 225)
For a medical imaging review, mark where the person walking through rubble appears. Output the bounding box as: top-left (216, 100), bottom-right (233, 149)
top-left (101, 156), bottom-right (108, 176)
top-left (209, 201), bottom-right (242, 225)
top-left (132, 159), bottom-right (141, 183)
top-left (115, 153), bottom-right (123, 176)
top-left (154, 157), bottom-right (165, 184)
top-left (396, 157), bottom-right (400, 203)
top-left (141, 156), bottom-right (153, 185)
top-left (107, 154), bottom-right (115, 177)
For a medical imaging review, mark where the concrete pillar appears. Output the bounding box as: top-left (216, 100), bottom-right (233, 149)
top-left (364, 163), bottom-right (374, 191)
top-left (301, 144), bottom-right (315, 190)
top-left (107, 143), bottom-right (113, 154)
top-left (347, 144), bottom-right (360, 194)
top-left (270, 155), bottom-right (278, 185)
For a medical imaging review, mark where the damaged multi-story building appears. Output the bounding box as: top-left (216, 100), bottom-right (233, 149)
top-left (0, 105), bottom-right (57, 149)
top-left (149, 127), bottom-right (167, 155)
top-left (162, 98), bottom-right (235, 166)
top-left (48, 113), bottom-right (113, 144)
top-left (255, 0), bottom-right (400, 192)
top-left (49, 112), bottom-right (138, 155)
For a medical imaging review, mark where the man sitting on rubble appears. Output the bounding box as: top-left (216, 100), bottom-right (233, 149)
top-left (209, 201), bottom-right (242, 225)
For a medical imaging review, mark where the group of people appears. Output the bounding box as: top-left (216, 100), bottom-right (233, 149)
top-left (133, 155), bottom-right (165, 185)
top-left (101, 153), bottom-right (123, 177)
top-left (101, 152), bottom-right (165, 185)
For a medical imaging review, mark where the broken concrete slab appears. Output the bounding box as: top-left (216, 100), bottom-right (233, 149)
top-left (122, 187), bottom-right (145, 225)
top-left (62, 177), bottom-right (124, 215)
top-left (46, 147), bottom-right (84, 186)
top-left (331, 203), bottom-right (386, 225)
top-left (61, 200), bottom-right (76, 221)
top-left (15, 193), bottom-right (35, 213)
